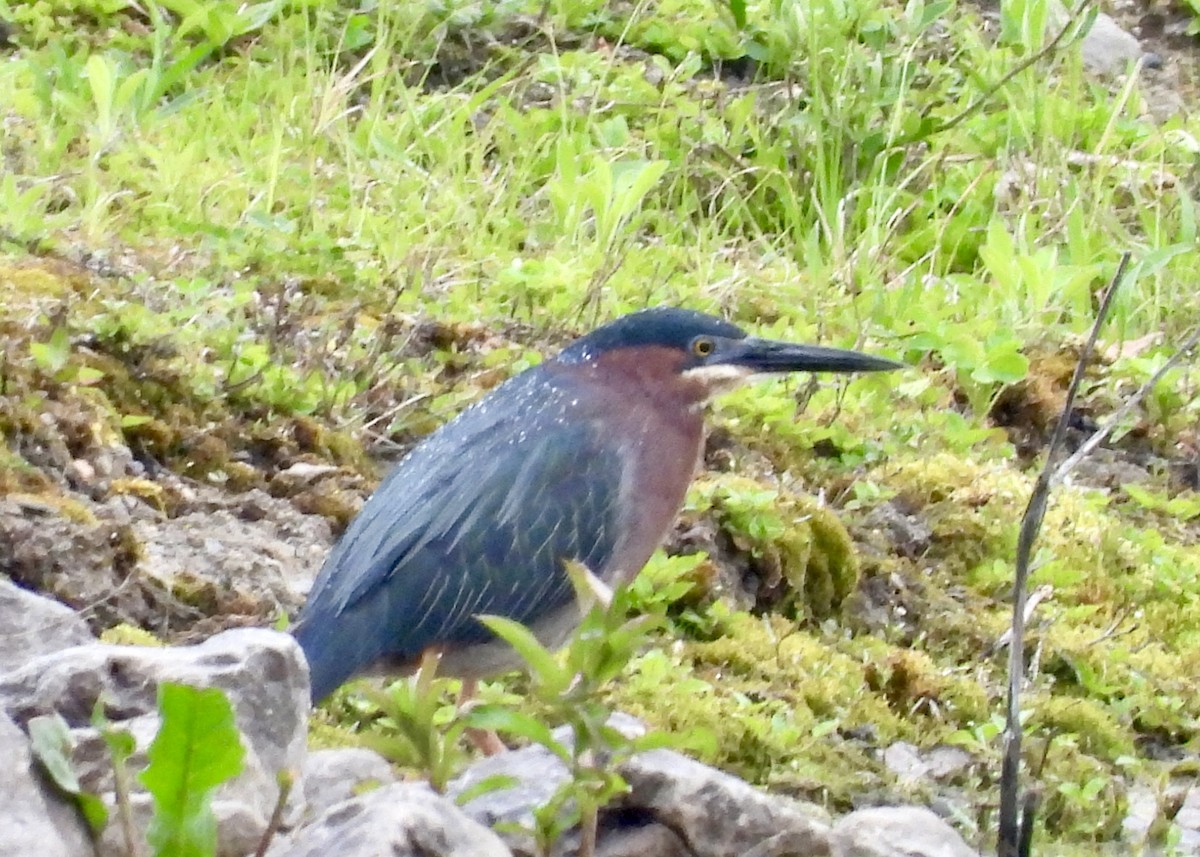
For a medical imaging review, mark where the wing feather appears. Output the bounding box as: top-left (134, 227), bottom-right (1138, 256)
top-left (294, 377), bottom-right (624, 700)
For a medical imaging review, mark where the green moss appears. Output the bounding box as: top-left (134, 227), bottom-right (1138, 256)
top-left (290, 485), bottom-right (360, 531)
top-left (223, 461), bottom-right (264, 492)
top-left (1037, 748), bottom-right (1126, 842)
top-left (180, 432), bottom-right (231, 477)
top-left (610, 642), bottom-right (886, 805)
top-left (692, 475), bottom-right (860, 618)
top-left (307, 707), bottom-right (369, 752)
top-left (107, 477), bottom-right (178, 515)
top-left (100, 623), bottom-right (165, 647)
top-left (1032, 695), bottom-right (1134, 762)
top-left (168, 571), bottom-right (221, 613)
top-left (882, 455), bottom-right (1020, 574)
top-left (0, 440), bottom-right (54, 494)
top-left (3, 490), bottom-right (97, 525)
top-left (121, 418), bottom-right (179, 459)
top-left (864, 648), bottom-right (988, 724)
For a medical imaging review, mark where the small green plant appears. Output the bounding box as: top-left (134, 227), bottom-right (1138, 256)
top-left (1121, 485), bottom-right (1200, 521)
top-left (357, 667), bottom-right (469, 794)
top-left (156, 0), bottom-right (283, 50)
top-left (28, 711), bottom-right (110, 835)
top-left (467, 561), bottom-right (706, 857)
top-left (140, 682), bottom-right (246, 857)
top-left (93, 701), bottom-right (141, 857)
top-left (30, 326), bottom-right (105, 386)
top-left (28, 683), bottom-right (246, 857)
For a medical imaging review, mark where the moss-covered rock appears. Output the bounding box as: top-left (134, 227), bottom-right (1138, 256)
top-left (690, 474), bottom-right (860, 618)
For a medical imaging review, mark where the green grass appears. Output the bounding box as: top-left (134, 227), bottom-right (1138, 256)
top-left (3, 0), bottom-right (1200, 851)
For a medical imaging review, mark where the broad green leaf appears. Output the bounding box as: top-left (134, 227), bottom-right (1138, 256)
top-left (140, 683), bottom-right (245, 857)
top-left (74, 365), bottom-right (106, 385)
top-left (453, 773), bottom-right (522, 806)
top-left (726, 0), bottom-right (747, 29)
top-left (478, 615), bottom-right (569, 694)
top-left (979, 348), bottom-right (1029, 384)
top-left (85, 54), bottom-right (114, 134)
top-left (30, 326), bottom-right (70, 373)
top-left (29, 713), bottom-right (109, 834)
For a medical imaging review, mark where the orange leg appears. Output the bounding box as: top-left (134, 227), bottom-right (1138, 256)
top-left (460, 678), bottom-right (508, 756)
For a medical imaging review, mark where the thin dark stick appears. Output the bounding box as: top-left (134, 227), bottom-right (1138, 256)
top-left (1018, 791), bottom-right (1039, 857)
top-left (997, 253), bottom-right (1128, 857)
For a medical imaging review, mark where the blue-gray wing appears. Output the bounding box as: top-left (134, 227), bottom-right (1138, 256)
top-left (294, 406), bottom-right (623, 701)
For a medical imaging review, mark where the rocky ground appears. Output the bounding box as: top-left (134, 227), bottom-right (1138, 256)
top-left (3, 1), bottom-right (1200, 855)
top-left (0, 582), bottom-right (981, 857)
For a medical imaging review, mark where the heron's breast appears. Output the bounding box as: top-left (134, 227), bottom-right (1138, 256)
top-left (606, 400), bottom-right (705, 584)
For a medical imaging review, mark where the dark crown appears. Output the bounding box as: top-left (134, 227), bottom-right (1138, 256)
top-left (558, 307), bottom-right (746, 362)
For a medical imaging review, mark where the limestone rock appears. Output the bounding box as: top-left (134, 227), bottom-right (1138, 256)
top-left (0, 577), bottom-right (94, 674)
top-left (589, 821), bottom-right (692, 857)
top-left (293, 747), bottom-right (398, 823)
top-left (0, 712), bottom-right (93, 857)
top-left (1050, 1), bottom-right (1144, 75)
top-left (619, 749), bottom-right (832, 857)
top-left (832, 806), bottom-right (979, 857)
top-left (1079, 13), bottom-right (1143, 75)
top-left (449, 739), bottom-right (572, 852)
top-left (0, 629), bottom-right (309, 857)
top-left (451, 730), bottom-right (832, 857)
top-left (1121, 783), bottom-right (1158, 849)
top-left (1171, 785), bottom-right (1200, 855)
top-left (270, 782), bottom-right (513, 857)
top-left (883, 742), bottom-right (974, 786)
top-left (0, 482), bottom-right (328, 635)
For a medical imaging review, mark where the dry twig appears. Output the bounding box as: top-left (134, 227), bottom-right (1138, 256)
top-left (997, 252), bottom-right (1128, 857)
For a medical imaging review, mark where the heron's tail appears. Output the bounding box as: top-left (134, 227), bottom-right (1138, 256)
top-left (292, 613), bottom-right (359, 704)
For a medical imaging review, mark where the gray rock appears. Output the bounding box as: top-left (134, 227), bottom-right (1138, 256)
top-left (1172, 785), bottom-right (1200, 854)
top-left (618, 749), bottom-right (832, 857)
top-left (270, 782), bottom-right (513, 857)
top-left (0, 480), bottom-right (329, 635)
top-left (0, 629), bottom-right (309, 857)
top-left (860, 502), bottom-right (932, 560)
top-left (592, 822), bottom-right (692, 857)
top-left (449, 714), bottom-right (651, 855)
top-left (450, 739), bottom-right (572, 856)
top-left (294, 748), bottom-right (397, 822)
top-left (132, 498), bottom-right (329, 608)
top-left (1080, 13), bottom-right (1143, 74)
top-left (922, 747), bottom-right (973, 782)
top-left (451, 721), bottom-right (831, 857)
top-left (0, 712), bottom-right (93, 857)
top-left (832, 806), bottom-right (978, 857)
top-left (1050, 1), bottom-right (1143, 75)
top-left (883, 742), bottom-right (927, 782)
top-left (0, 628), bottom-right (308, 769)
top-left (0, 577), bottom-right (94, 673)
top-left (1121, 783), bottom-right (1159, 848)
top-left (883, 743), bottom-right (974, 786)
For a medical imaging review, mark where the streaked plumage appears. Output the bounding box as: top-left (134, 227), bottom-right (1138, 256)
top-left (294, 307), bottom-right (899, 702)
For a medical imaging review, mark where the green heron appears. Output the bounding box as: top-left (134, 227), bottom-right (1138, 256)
top-left (294, 307), bottom-right (899, 704)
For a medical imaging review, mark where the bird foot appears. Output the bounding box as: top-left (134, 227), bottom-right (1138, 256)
top-left (466, 726), bottom-right (509, 756)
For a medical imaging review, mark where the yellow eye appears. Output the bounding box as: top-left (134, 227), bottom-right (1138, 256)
top-left (692, 338), bottom-right (714, 357)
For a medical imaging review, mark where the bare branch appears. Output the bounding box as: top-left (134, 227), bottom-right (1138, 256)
top-left (997, 252), bottom-right (1129, 857)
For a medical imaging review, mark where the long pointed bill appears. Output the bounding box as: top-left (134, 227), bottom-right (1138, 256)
top-left (721, 337), bottom-right (904, 375)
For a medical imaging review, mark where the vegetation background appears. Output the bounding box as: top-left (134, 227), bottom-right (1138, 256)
top-left (1, 0), bottom-right (1199, 852)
